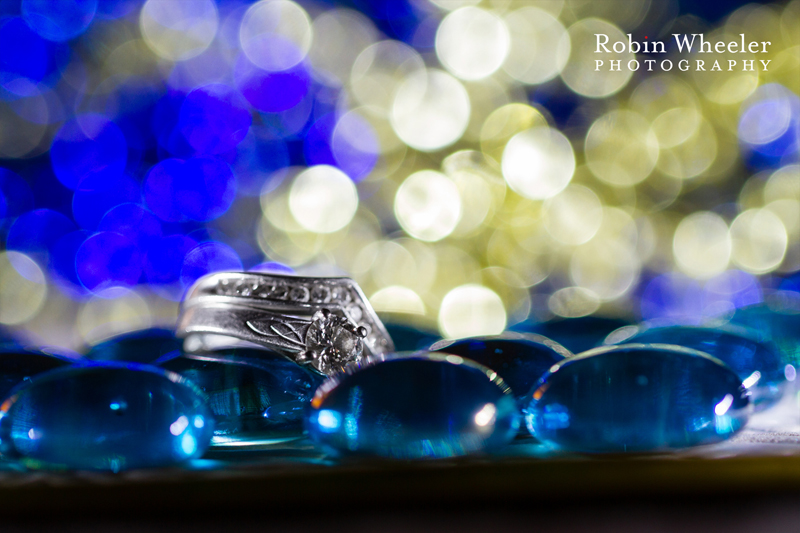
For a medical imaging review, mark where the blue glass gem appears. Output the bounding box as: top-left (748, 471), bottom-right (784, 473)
top-left (0, 363), bottom-right (214, 471)
top-left (430, 332), bottom-right (571, 401)
top-left (514, 316), bottom-right (633, 354)
top-left (86, 328), bottom-right (183, 365)
top-left (158, 349), bottom-right (323, 445)
top-left (526, 345), bottom-right (749, 453)
top-left (730, 303), bottom-right (800, 368)
top-left (306, 353), bottom-right (520, 459)
top-left (0, 349), bottom-right (71, 401)
top-left (608, 324), bottom-right (786, 410)
top-left (383, 322), bottom-right (440, 352)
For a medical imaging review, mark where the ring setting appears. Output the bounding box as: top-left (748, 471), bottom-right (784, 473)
top-left (176, 272), bottom-right (394, 375)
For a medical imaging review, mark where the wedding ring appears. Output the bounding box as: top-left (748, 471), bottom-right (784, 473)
top-left (176, 272), bottom-right (394, 375)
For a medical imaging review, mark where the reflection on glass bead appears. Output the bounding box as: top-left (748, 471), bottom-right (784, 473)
top-left (514, 316), bottom-right (633, 354)
top-left (608, 324), bottom-right (786, 410)
top-left (158, 348), bottom-right (323, 445)
top-left (307, 353), bottom-right (520, 459)
top-left (526, 345), bottom-right (749, 453)
top-left (86, 328), bottom-right (183, 364)
top-left (0, 363), bottom-right (214, 471)
top-left (730, 304), bottom-right (800, 369)
top-left (383, 322), bottom-right (440, 352)
top-left (0, 349), bottom-right (71, 401)
top-left (430, 332), bottom-right (571, 401)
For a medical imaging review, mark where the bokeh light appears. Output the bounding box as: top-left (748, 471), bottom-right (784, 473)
top-left (0, 0), bottom-right (795, 345)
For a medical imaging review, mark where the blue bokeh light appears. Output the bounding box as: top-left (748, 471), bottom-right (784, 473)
top-left (21, 0), bottom-right (98, 42)
top-left (50, 114), bottom-right (128, 190)
top-left (180, 240), bottom-right (242, 288)
top-left (144, 234), bottom-right (197, 301)
top-left (232, 128), bottom-right (290, 196)
top-left (6, 208), bottom-right (76, 266)
top-left (72, 174), bottom-right (141, 230)
top-left (0, 167), bottom-right (34, 221)
top-left (179, 83), bottom-right (252, 155)
top-left (49, 229), bottom-right (90, 299)
top-left (144, 156), bottom-right (237, 222)
top-left (0, 17), bottom-right (64, 99)
top-left (98, 203), bottom-right (163, 251)
top-left (76, 231), bottom-right (142, 294)
top-left (234, 54), bottom-right (311, 113)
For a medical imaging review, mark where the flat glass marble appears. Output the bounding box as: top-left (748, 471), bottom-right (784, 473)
top-left (158, 348), bottom-right (323, 446)
top-left (430, 332), bottom-right (571, 401)
top-left (514, 316), bottom-right (633, 354)
top-left (730, 303), bottom-right (800, 368)
top-left (526, 345), bottom-right (749, 453)
top-left (0, 349), bottom-right (71, 401)
top-left (608, 324), bottom-right (786, 410)
top-left (0, 363), bottom-right (214, 471)
top-left (86, 328), bottom-right (183, 364)
top-left (306, 353), bottom-right (520, 459)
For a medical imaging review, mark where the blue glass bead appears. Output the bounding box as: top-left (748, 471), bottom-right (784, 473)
top-left (730, 304), bottom-right (800, 368)
top-left (608, 325), bottom-right (786, 410)
top-left (514, 316), bottom-right (633, 354)
top-left (86, 328), bottom-right (183, 364)
top-left (158, 349), bottom-right (323, 445)
top-left (0, 349), bottom-right (71, 401)
top-left (430, 332), bottom-right (571, 401)
top-left (307, 353), bottom-right (520, 459)
top-left (0, 363), bottom-right (214, 471)
top-left (526, 345), bottom-right (749, 453)
top-left (383, 322), bottom-right (440, 351)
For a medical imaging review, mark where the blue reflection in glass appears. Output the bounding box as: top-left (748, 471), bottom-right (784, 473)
top-left (98, 203), bottom-right (162, 250)
top-left (0, 348), bottom-right (71, 401)
top-left (0, 362), bottom-right (214, 471)
top-left (75, 231), bottom-right (142, 293)
top-left (234, 54), bottom-right (311, 113)
top-left (158, 348), bottom-right (324, 444)
top-left (144, 157), bottom-right (236, 222)
top-left (514, 316), bottom-right (633, 355)
top-left (180, 240), bottom-right (242, 288)
top-left (178, 83), bottom-right (251, 155)
top-left (87, 328), bottom-right (183, 365)
top-left (431, 332), bottom-right (571, 401)
top-left (50, 114), bottom-right (128, 190)
top-left (608, 324), bottom-right (786, 410)
top-left (526, 345), bottom-right (749, 453)
top-left (6, 208), bottom-right (75, 266)
top-left (72, 174), bottom-right (141, 230)
top-left (22, 0), bottom-right (98, 42)
top-left (143, 234), bottom-right (197, 301)
top-left (731, 303), bottom-right (800, 369)
top-left (307, 353), bottom-right (520, 458)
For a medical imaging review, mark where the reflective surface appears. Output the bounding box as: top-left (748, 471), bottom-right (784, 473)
top-left (159, 348), bottom-right (323, 446)
top-left (383, 322), bottom-right (440, 352)
top-left (526, 344), bottom-right (749, 453)
top-left (730, 303), bottom-right (800, 368)
top-left (0, 363), bottom-right (214, 471)
top-left (0, 349), bottom-right (71, 401)
top-left (307, 353), bottom-right (520, 458)
top-left (515, 316), bottom-right (633, 354)
top-left (86, 328), bottom-right (183, 364)
top-left (609, 325), bottom-right (786, 410)
top-left (430, 332), bottom-right (571, 400)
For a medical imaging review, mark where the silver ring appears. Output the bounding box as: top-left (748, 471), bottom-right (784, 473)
top-left (176, 272), bottom-right (394, 375)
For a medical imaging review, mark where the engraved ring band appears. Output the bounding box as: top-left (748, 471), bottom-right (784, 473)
top-left (176, 272), bottom-right (395, 375)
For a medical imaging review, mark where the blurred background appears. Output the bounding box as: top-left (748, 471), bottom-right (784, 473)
top-left (0, 0), bottom-right (797, 351)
